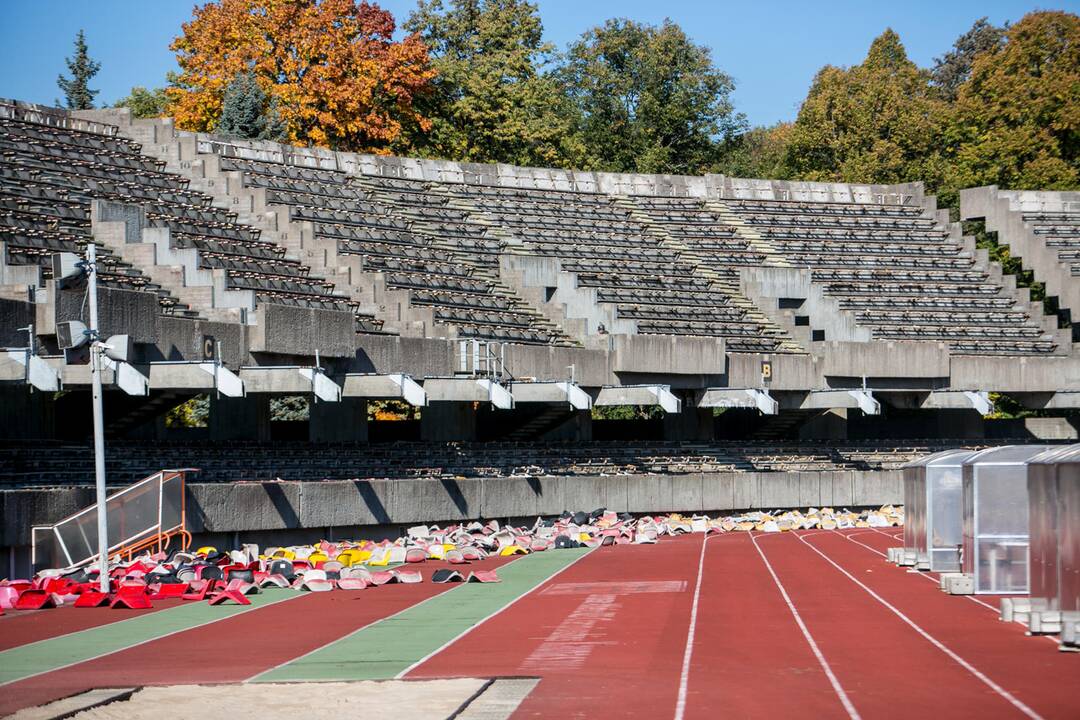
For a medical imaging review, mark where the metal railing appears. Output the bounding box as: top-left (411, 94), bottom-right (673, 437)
top-left (32, 468), bottom-right (196, 571)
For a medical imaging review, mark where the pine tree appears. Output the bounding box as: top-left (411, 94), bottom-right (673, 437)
top-left (214, 71), bottom-right (286, 141)
top-left (56, 30), bottom-right (101, 110)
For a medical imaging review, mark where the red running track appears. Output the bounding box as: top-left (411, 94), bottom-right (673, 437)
top-left (0, 599), bottom-right (185, 652)
top-left (682, 532), bottom-right (853, 718)
top-left (754, 531), bottom-right (1015, 718)
top-left (805, 530), bottom-right (1076, 718)
top-left (408, 533), bottom-right (702, 718)
top-left (0, 557), bottom-right (515, 717)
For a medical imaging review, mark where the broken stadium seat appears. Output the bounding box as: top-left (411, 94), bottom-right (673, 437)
top-left (14, 590), bottom-right (63, 610)
top-left (431, 569), bottom-right (463, 583)
top-left (74, 591), bottom-right (111, 608)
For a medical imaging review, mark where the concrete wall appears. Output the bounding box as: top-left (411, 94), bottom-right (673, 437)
top-left (1, 470), bottom-right (902, 554)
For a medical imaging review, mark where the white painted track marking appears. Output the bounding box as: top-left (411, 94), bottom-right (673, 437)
top-left (824, 530), bottom-right (1060, 643)
top-left (794, 532), bottom-right (1044, 720)
top-left (673, 532), bottom-right (707, 720)
top-left (750, 533), bottom-right (861, 720)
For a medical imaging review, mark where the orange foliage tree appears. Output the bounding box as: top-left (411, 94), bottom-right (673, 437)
top-left (167, 0), bottom-right (435, 152)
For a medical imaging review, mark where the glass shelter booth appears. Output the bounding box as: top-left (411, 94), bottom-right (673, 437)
top-left (1028, 444), bottom-right (1080, 644)
top-left (902, 449), bottom-right (974, 572)
top-left (961, 445), bottom-right (1053, 594)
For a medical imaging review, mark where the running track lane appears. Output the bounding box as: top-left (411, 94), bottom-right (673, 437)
top-left (805, 531), bottom-right (1079, 719)
top-left (407, 533), bottom-right (702, 719)
top-left (0, 598), bottom-right (186, 652)
top-left (0, 558), bottom-right (511, 717)
top-left (755, 532), bottom-right (1018, 719)
top-left (682, 532), bottom-right (854, 718)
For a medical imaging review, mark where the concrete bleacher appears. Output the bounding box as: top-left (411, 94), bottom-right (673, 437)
top-left (0, 100), bottom-right (379, 336)
top-left (962, 186), bottom-right (1080, 340)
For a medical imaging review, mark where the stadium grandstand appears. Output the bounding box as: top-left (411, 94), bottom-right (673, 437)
top-left (0, 97), bottom-right (1077, 578)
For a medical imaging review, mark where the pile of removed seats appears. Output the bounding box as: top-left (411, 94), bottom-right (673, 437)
top-left (0, 506), bottom-right (900, 613)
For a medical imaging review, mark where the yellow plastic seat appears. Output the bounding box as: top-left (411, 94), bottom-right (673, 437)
top-left (500, 545), bottom-right (527, 556)
top-left (196, 546), bottom-right (216, 555)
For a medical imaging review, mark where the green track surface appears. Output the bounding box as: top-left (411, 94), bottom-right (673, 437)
top-left (0, 590), bottom-right (302, 686)
top-left (254, 548), bottom-right (591, 682)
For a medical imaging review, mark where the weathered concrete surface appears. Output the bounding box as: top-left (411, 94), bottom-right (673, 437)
top-left (1, 470), bottom-right (902, 548)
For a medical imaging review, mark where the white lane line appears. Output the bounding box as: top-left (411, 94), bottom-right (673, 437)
top-left (248, 555), bottom-right (529, 682)
top-left (823, 531), bottom-right (1059, 644)
top-left (395, 548), bottom-right (596, 679)
top-left (2, 591), bottom-right (304, 689)
top-left (794, 533), bottom-right (1044, 720)
top-left (673, 532), bottom-right (707, 720)
top-left (750, 533), bottom-right (861, 720)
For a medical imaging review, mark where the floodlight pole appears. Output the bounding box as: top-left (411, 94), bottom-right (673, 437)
top-left (86, 243), bottom-right (109, 593)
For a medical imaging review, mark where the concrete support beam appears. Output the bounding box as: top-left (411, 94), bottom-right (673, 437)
top-left (696, 388), bottom-right (778, 415)
top-left (341, 373), bottom-right (427, 406)
top-left (239, 366), bottom-right (341, 402)
top-left (922, 390), bottom-right (993, 415)
top-left (148, 361), bottom-right (243, 397)
top-left (423, 377), bottom-right (514, 410)
top-left (1016, 392), bottom-right (1080, 410)
top-left (507, 380), bottom-right (591, 409)
top-left (595, 384), bottom-right (681, 413)
top-left (784, 390), bottom-right (880, 414)
top-left (59, 358), bottom-right (149, 396)
top-left (0, 350), bottom-right (59, 391)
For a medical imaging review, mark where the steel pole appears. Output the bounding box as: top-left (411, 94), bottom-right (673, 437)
top-left (87, 243), bottom-right (109, 593)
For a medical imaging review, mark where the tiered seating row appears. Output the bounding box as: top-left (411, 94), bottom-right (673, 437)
top-left (724, 198), bottom-right (1058, 355)
top-left (0, 439), bottom-right (1008, 488)
top-left (0, 114), bottom-right (374, 324)
top-left (219, 156), bottom-right (565, 345)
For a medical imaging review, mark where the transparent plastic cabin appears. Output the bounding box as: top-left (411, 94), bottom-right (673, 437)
top-left (902, 449), bottom-right (975, 572)
top-left (961, 445), bottom-right (1054, 594)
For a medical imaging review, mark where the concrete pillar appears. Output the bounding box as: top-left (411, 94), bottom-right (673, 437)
top-left (210, 394), bottom-right (271, 441)
top-left (309, 398), bottom-right (368, 442)
top-left (662, 407), bottom-right (714, 441)
top-left (421, 402), bottom-right (478, 441)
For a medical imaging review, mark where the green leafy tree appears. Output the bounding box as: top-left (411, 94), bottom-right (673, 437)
top-left (715, 123), bottom-right (793, 179)
top-left (783, 30), bottom-right (949, 197)
top-left (113, 85), bottom-right (171, 118)
top-left (560, 19), bottom-right (743, 175)
top-left (215, 71), bottom-right (287, 141)
top-left (931, 17), bottom-right (1007, 101)
top-left (946, 11), bottom-right (1080, 194)
top-left (56, 30), bottom-right (101, 110)
top-left (404, 0), bottom-right (580, 166)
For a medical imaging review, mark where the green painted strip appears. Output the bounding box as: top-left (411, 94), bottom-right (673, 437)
top-left (255, 548), bottom-right (591, 683)
top-left (0, 590), bottom-right (302, 686)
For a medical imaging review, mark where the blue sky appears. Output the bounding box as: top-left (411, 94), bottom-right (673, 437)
top-left (1, 0), bottom-right (1076, 128)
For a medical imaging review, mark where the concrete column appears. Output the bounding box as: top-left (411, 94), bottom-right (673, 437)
top-left (210, 394), bottom-right (271, 441)
top-left (662, 406), bottom-right (714, 441)
top-left (309, 398), bottom-right (368, 442)
top-left (421, 402), bottom-right (478, 441)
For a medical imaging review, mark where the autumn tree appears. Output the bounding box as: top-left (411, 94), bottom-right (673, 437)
top-left (946, 11), bottom-right (1080, 193)
top-left (560, 19), bottom-right (743, 175)
top-left (404, 0), bottom-right (579, 167)
top-left (57, 30), bottom-right (100, 110)
top-left (784, 30), bottom-right (948, 194)
top-left (931, 17), bottom-right (1007, 101)
top-left (168, 0), bottom-right (435, 153)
